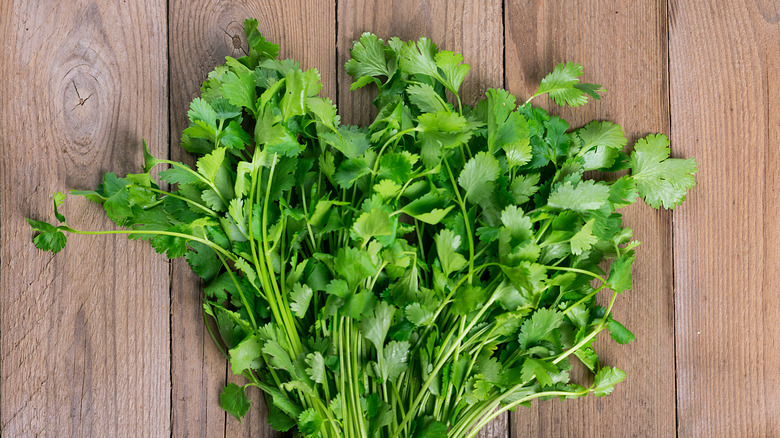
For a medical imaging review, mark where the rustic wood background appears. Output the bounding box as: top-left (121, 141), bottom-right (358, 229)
top-left (1, 0), bottom-right (777, 436)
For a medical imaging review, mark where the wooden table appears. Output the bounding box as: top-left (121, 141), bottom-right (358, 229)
top-left (1, 1), bottom-right (777, 436)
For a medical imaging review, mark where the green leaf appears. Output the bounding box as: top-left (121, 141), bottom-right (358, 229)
top-left (384, 340), bottom-right (410, 383)
top-left (630, 133), bottom-right (697, 209)
top-left (52, 191), bottom-right (67, 223)
top-left (434, 50), bottom-right (470, 92)
top-left (360, 301), bottom-right (395, 351)
top-left (159, 167), bottom-right (201, 185)
top-left (609, 176), bottom-right (639, 208)
top-left (608, 250), bottom-right (635, 293)
top-left (255, 106), bottom-right (303, 157)
top-left (221, 66), bottom-right (257, 112)
top-left (346, 33), bottom-right (394, 88)
top-left (510, 173), bottom-right (541, 204)
top-left (353, 209), bottom-right (393, 246)
top-left (188, 97), bottom-right (217, 130)
top-left (27, 219), bottom-right (67, 254)
top-left (142, 140), bottom-right (159, 173)
top-left (320, 125), bottom-right (370, 159)
top-left (570, 219), bottom-right (597, 255)
top-left (334, 156), bottom-right (371, 189)
top-left (414, 419), bottom-right (448, 438)
top-left (298, 409), bottom-right (323, 437)
top-left (399, 37), bottom-right (439, 79)
top-left (305, 352), bottom-right (326, 384)
top-left (374, 179), bottom-right (402, 198)
top-left (185, 241), bottom-right (220, 282)
top-left (534, 62), bottom-right (603, 107)
top-left (229, 335), bottom-right (263, 375)
top-left (280, 69), bottom-right (306, 120)
top-left (219, 120), bottom-right (252, 150)
top-left (574, 347), bottom-right (599, 372)
top-left (407, 83), bottom-right (448, 113)
top-left (406, 303), bottom-right (435, 326)
top-left (458, 151), bottom-right (500, 205)
top-left (220, 383), bottom-right (251, 421)
top-left (334, 247), bottom-right (377, 290)
top-left (578, 121), bottom-right (627, 152)
top-left (290, 283), bottom-right (314, 318)
top-left (197, 147), bottom-right (226, 183)
top-left (486, 89), bottom-right (531, 165)
top-left (592, 367), bottom-right (627, 396)
top-left (518, 307), bottom-right (564, 349)
top-left (521, 358), bottom-right (558, 386)
top-left (547, 180), bottom-right (610, 212)
top-left (434, 229), bottom-right (467, 277)
top-left (607, 318), bottom-right (635, 344)
top-left (417, 111), bottom-right (472, 168)
top-left (243, 18), bottom-right (280, 62)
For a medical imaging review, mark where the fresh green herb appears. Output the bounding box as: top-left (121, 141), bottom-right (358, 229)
top-left (28, 21), bottom-right (696, 437)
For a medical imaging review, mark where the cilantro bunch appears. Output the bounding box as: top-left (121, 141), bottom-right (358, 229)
top-left (28, 19), bottom-right (696, 438)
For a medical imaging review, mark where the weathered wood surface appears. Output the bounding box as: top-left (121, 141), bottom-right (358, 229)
top-left (507, 0), bottom-right (677, 436)
top-left (1, 1), bottom-right (777, 437)
top-left (669, 0), bottom-right (780, 436)
top-left (0, 0), bottom-right (171, 436)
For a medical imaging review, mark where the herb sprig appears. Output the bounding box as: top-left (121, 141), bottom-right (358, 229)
top-left (28, 19), bottom-right (696, 437)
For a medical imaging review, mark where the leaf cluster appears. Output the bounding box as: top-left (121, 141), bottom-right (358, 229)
top-left (28, 21), bottom-right (696, 438)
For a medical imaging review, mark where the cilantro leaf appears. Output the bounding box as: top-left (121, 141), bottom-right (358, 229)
top-left (533, 62), bottom-right (603, 107)
top-left (458, 151), bottom-right (500, 205)
top-left (220, 383), bottom-right (251, 421)
top-left (607, 318), bottom-right (636, 344)
top-left (547, 180), bottom-right (610, 212)
top-left (630, 133), bottom-right (698, 209)
top-left (434, 229), bottom-right (467, 277)
top-left (27, 219), bottom-right (67, 254)
top-left (592, 367), bottom-right (627, 396)
top-left (229, 335), bottom-right (263, 375)
top-left (518, 307), bottom-right (564, 349)
top-left (345, 33), bottom-right (394, 89)
top-left (608, 250), bottom-right (635, 293)
top-left (570, 219), bottom-right (597, 255)
top-left (290, 283), bottom-right (314, 318)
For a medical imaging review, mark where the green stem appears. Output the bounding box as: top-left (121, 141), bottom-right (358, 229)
top-left (147, 188), bottom-right (218, 217)
top-left (155, 158), bottom-right (228, 206)
top-left (64, 227), bottom-right (235, 261)
top-left (443, 158), bottom-right (475, 284)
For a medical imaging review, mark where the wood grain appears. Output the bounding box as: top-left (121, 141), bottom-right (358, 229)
top-left (337, 0), bottom-right (504, 126)
top-left (506, 0), bottom-right (677, 436)
top-left (0, 0), bottom-right (170, 436)
top-left (2, 1), bottom-right (778, 436)
top-left (669, 0), bottom-right (780, 436)
top-left (168, 1), bottom-right (335, 436)
top-left (337, 1), bottom-right (506, 436)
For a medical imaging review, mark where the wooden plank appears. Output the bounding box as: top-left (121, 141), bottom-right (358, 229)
top-left (506, 1), bottom-right (676, 436)
top-left (669, 1), bottom-right (780, 436)
top-left (167, 1), bottom-right (335, 436)
top-left (337, 1), bottom-right (506, 436)
top-left (0, 1), bottom-right (170, 436)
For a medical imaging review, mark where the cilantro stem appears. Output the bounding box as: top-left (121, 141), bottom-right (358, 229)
top-left (215, 252), bottom-right (258, 331)
top-left (391, 295), bottom-right (497, 438)
top-left (368, 127), bottom-right (418, 188)
top-left (561, 284), bottom-right (607, 315)
top-left (543, 265), bottom-right (608, 285)
top-left (464, 388), bottom-right (590, 438)
top-left (147, 187), bottom-right (218, 216)
top-left (62, 227), bottom-right (236, 262)
top-left (553, 291), bottom-right (619, 366)
top-left (155, 159), bottom-right (228, 206)
top-left (443, 158), bottom-right (475, 284)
